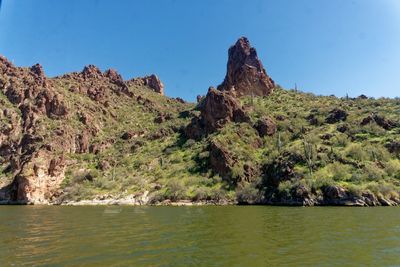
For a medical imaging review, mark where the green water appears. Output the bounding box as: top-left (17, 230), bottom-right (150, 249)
top-left (0, 206), bottom-right (399, 266)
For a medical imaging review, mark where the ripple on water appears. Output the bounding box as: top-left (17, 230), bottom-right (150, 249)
top-left (0, 206), bottom-right (399, 266)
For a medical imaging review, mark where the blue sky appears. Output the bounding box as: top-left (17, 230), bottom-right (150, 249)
top-left (0, 0), bottom-right (399, 101)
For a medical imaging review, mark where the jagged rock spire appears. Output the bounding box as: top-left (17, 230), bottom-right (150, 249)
top-left (218, 37), bottom-right (275, 96)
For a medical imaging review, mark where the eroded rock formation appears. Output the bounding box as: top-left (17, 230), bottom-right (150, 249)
top-left (128, 74), bottom-right (164, 95)
top-left (361, 113), bottom-right (397, 130)
top-left (0, 55), bottom-right (167, 204)
top-left (185, 87), bottom-right (250, 139)
top-left (218, 37), bottom-right (275, 96)
top-left (254, 117), bottom-right (276, 137)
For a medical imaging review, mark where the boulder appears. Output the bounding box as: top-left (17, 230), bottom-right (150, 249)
top-left (254, 117), bottom-right (276, 137)
top-left (104, 69), bottom-right (124, 84)
top-left (323, 185), bottom-right (347, 200)
top-left (337, 124), bottom-right (349, 133)
top-left (385, 140), bottom-right (400, 155)
top-left (47, 94), bottom-right (68, 118)
top-left (30, 64), bottom-right (47, 86)
top-left (218, 37), bottom-right (275, 96)
top-left (81, 65), bottom-right (103, 80)
top-left (201, 87), bottom-right (250, 132)
top-left (306, 113), bottom-right (319, 125)
top-left (326, 108), bottom-right (348, 124)
top-left (76, 130), bottom-right (89, 153)
top-left (361, 113), bottom-right (397, 130)
top-left (121, 131), bottom-right (137, 140)
top-left (209, 141), bottom-right (237, 184)
top-left (129, 74), bottom-right (164, 95)
top-left (185, 87), bottom-right (250, 139)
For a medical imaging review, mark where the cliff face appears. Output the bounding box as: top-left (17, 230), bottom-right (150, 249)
top-left (218, 37), bottom-right (275, 96)
top-left (0, 55), bottom-right (186, 204)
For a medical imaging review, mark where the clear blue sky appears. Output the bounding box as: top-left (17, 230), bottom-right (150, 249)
top-left (1, 0), bottom-right (399, 101)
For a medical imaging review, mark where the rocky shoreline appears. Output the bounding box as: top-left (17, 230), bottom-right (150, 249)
top-left (1, 194), bottom-right (399, 207)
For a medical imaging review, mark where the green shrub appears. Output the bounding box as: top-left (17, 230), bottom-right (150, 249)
top-left (165, 179), bottom-right (185, 201)
top-left (367, 182), bottom-right (399, 199)
top-left (346, 184), bottom-right (363, 197)
top-left (385, 159), bottom-right (400, 178)
top-left (362, 163), bottom-right (386, 181)
top-left (277, 180), bottom-right (294, 198)
top-left (236, 182), bottom-right (261, 203)
top-left (191, 186), bottom-right (210, 201)
top-left (231, 164), bottom-right (245, 181)
top-left (345, 143), bottom-right (368, 161)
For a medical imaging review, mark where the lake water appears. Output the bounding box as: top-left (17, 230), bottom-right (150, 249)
top-left (0, 206), bottom-right (399, 266)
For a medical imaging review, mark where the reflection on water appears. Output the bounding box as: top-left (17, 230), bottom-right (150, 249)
top-left (0, 206), bottom-right (399, 266)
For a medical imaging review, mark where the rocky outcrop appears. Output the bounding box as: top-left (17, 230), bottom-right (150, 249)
top-left (0, 56), bottom-right (100, 203)
top-left (201, 87), bottom-right (250, 131)
top-left (81, 65), bottom-right (103, 80)
top-left (361, 113), bottom-right (397, 130)
top-left (60, 65), bottom-right (138, 101)
top-left (218, 37), bottom-right (275, 96)
top-left (11, 151), bottom-right (66, 204)
top-left (185, 87), bottom-right (250, 139)
top-left (254, 117), bottom-right (276, 137)
top-left (0, 58), bottom-right (68, 120)
top-left (306, 113), bottom-right (319, 126)
top-left (325, 108), bottom-right (348, 124)
top-left (385, 140), bottom-right (400, 156)
top-left (208, 140), bottom-right (258, 185)
top-left (209, 141), bottom-right (238, 183)
top-left (128, 74), bottom-right (164, 95)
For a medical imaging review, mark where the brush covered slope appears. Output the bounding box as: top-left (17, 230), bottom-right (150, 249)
top-left (1, 37), bottom-right (400, 206)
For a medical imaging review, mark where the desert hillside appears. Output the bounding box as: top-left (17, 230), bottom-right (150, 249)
top-left (1, 37), bottom-right (400, 206)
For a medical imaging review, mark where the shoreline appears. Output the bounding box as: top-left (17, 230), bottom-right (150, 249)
top-left (1, 198), bottom-right (399, 207)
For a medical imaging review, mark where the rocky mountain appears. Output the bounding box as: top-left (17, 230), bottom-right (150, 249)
top-left (1, 37), bottom-right (400, 206)
top-left (218, 37), bottom-right (275, 96)
top-left (0, 55), bottom-right (189, 204)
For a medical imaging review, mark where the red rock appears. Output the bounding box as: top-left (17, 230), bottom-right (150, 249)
top-left (30, 64), bottom-right (47, 86)
top-left (218, 37), bottom-right (275, 96)
top-left (201, 87), bottom-right (250, 132)
top-left (254, 117), bottom-right (277, 137)
top-left (81, 65), bottom-right (103, 80)
top-left (104, 69), bottom-right (123, 83)
top-left (209, 141), bottom-right (237, 182)
top-left (128, 74), bottom-right (164, 95)
top-left (76, 130), bottom-right (89, 153)
top-left (185, 87), bottom-right (250, 139)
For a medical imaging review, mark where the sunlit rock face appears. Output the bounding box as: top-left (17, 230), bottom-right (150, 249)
top-left (218, 37), bottom-right (275, 96)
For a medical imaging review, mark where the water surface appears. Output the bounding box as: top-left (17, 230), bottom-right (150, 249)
top-left (0, 206), bottom-right (399, 266)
